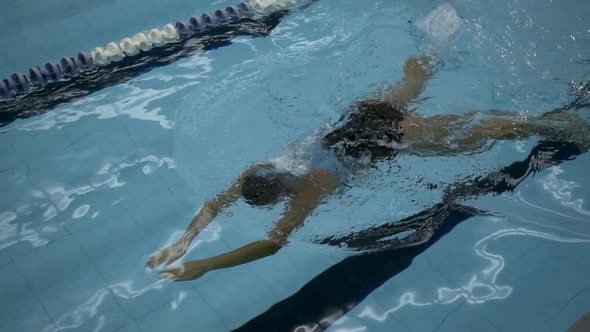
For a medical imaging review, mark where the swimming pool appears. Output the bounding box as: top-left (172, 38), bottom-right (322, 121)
top-left (1, 0), bottom-right (590, 331)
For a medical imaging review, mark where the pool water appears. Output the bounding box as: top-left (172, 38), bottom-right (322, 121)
top-left (1, 0), bottom-right (590, 331)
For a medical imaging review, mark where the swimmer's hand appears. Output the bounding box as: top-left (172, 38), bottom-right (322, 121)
top-left (159, 262), bottom-right (209, 282)
top-left (146, 242), bottom-right (187, 269)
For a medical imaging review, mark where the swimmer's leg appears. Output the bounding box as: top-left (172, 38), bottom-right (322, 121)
top-left (381, 56), bottom-right (433, 107)
top-left (400, 109), bottom-right (590, 155)
top-left (474, 109), bottom-right (590, 150)
top-left (399, 112), bottom-right (485, 154)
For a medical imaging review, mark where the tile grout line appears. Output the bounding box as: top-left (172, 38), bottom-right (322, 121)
top-left (12, 260), bottom-right (59, 332)
top-left (191, 284), bottom-right (234, 332)
top-left (70, 228), bottom-right (136, 330)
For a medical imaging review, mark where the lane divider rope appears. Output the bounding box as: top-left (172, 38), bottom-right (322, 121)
top-left (0, 0), bottom-right (301, 100)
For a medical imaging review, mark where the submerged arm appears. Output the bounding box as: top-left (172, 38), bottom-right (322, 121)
top-left (160, 169), bottom-right (339, 281)
top-left (147, 164), bottom-right (271, 268)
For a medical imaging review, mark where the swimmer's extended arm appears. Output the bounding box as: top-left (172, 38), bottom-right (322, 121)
top-left (266, 169), bottom-right (339, 244)
top-left (147, 164), bottom-right (272, 269)
top-left (382, 56), bottom-right (433, 107)
top-left (159, 169), bottom-right (339, 281)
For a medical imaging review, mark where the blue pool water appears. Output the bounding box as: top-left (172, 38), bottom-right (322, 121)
top-left (1, 0), bottom-right (590, 331)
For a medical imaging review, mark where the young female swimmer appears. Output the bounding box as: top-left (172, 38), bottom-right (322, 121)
top-left (147, 54), bottom-right (589, 281)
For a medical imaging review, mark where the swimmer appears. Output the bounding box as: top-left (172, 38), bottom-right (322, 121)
top-left (147, 55), bottom-right (590, 281)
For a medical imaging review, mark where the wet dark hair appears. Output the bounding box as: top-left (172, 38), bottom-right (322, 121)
top-left (241, 173), bottom-right (289, 206)
top-left (322, 100), bottom-right (405, 162)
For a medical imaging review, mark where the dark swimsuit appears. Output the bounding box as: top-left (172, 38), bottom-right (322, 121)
top-left (322, 100), bottom-right (406, 163)
top-left (261, 100), bottom-right (406, 190)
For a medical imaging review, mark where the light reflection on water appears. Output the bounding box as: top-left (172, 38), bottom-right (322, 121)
top-left (540, 166), bottom-right (590, 216)
top-left (0, 154), bottom-right (175, 252)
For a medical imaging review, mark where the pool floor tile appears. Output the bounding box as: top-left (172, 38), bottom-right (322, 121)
top-left (194, 263), bottom-right (279, 330)
top-left (0, 158), bottom-right (35, 213)
top-left (130, 193), bottom-right (198, 237)
top-left (72, 210), bottom-right (146, 275)
top-left (123, 124), bottom-right (173, 158)
top-left (339, 296), bottom-right (409, 332)
top-left (542, 283), bottom-right (590, 332)
top-left (362, 254), bottom-right (465, 332)
top-left (4, 219), bottom-right (71, 263)
top-left (13, 234), bottom-right (102, 293)
top-left (0, 250), bottom-right (11, 268)
top-left (7, 125), bottom-right (70, 162)
top-left (426, 302), bottom-right (501, 332)
top-left (62, 189), bottom-right (121, 234)
top-left (137, 288), bottom-right (228, 332)
top-left (114, 321), bottom-right (143, 332)
top-left (104, 264), bottom-right (175, 321)
top-left (422, 215), bottom-right (511, 284)
top-left (484, 242), bottom-right (590, 332)
top-left (72, 192), bottom-right (201, 277)
top-left (1, 305), bottom-right (56, 332)
top-left (0, 262), bottom-right (47, 323)
top-left (46, 288), bottom-right (131, 332)
top-left (246, 247), bottom-right (346, 301)
top-left (108, 160), bottom-right (176, 204)
top-left (332, 311), bottom-right (408, 332)
top-left (61, 116), bottom-right (141, 161)
top-left (158, 170), bottom-right (199, 206)
top-left (0, 128), bottom-right (19, 164)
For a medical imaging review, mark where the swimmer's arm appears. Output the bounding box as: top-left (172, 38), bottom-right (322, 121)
top-left (159, 169), bottom-right (339, 281)
top-left (267, 169), bottom-right (339, 244)
top-left (147, 164), bottom-right (272, 268)
top-left (382, 56), bottom-right (433, 107)
top-left (186, 164), bottom-right (277, 235)
top-left (159, 240), bottom-right (282, 281)
top-left (176, 182), bottom-right (241, 244)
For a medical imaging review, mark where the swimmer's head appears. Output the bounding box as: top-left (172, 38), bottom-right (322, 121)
top-left (241, 173), bottom-right (288, 206)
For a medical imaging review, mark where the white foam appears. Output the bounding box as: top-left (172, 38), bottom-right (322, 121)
top-left (268, 133), bottom-right (319, 176)
top-left (250, 0), bottom-right (299, 13)
top-left (415, 3), bottom-right (463, 54)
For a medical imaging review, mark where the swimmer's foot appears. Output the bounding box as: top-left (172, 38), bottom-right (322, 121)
top-left (539, 109), bottom-right (581, 122)
top-left (160, 261), bottom-right (209, 282)
top-left (146, 242), bottom-right (187, 269)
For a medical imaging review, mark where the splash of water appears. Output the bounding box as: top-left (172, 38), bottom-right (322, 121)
top-left (414, 3), bottom-right (463, 56)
